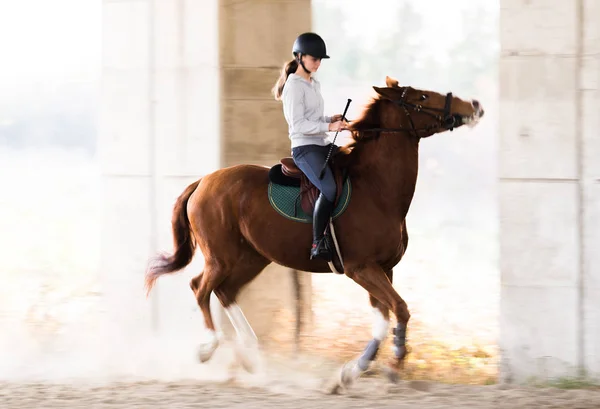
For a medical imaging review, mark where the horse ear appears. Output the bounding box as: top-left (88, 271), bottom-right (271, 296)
top-left (385, 76), bottom-right (399, 88)
top-left (373, 86), bottom-right (399, 101)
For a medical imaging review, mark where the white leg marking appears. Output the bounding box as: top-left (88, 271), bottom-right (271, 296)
top-left (224, 303), bottom-right (260, 373)
top-left (203, 328), bottom-right (218, 344)
top-left (225, 303), bottom-right (257, 343)
top-left (209, 291), bottom-right (225, 340)
top-left (198, 329), bottom-right (219, 362)
top-left (372, 307), bottom-right (390, 341)
top-left (337, 308), bottom-right (389, 390)
top-left (339, 308), bottom-right (390, 388)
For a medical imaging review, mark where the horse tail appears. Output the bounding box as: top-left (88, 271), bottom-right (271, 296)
top-left (144, 178), bottom-right (201, 296)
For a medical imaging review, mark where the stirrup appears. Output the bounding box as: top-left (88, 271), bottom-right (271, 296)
top-left (310, 237), bottom-right (332, 261)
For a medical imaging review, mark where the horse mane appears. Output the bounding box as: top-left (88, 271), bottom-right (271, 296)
top-left (348, 97), bottom-right (383, 141)
top-left (334, 97), bottom-right (383, 159)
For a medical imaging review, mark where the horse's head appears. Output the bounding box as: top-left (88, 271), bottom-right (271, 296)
top-left (358, 76), bottom-right (484, 138)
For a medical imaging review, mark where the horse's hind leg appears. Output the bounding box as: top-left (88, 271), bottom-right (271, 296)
top-left (189, 264), bottom-right (226, 363)
top-left (213, 255), bottom-right (270, 373)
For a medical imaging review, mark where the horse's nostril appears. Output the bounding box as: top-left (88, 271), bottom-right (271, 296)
top-left (472, 100), bottom-right (484, 117)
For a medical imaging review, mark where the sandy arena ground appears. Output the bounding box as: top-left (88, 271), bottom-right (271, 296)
top-left (1, 342), bottom-right (599, 409)
top-left (2, 376), bottom-right (600, 408)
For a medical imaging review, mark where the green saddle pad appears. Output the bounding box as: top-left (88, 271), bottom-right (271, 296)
top-left (268, 178), bottom-right (352, 223)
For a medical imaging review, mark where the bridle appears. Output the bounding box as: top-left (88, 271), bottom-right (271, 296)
top-left (352, 87), bottom-right (460, 139)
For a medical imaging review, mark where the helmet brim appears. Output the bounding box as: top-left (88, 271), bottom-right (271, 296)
top-left (294, 52), bottom-right (330, 59)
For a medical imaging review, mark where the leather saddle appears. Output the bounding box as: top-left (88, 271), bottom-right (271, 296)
top-left (268, 157), bottom-right (346, 216)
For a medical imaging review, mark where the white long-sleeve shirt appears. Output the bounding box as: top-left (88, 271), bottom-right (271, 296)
top-left (281, 73), bottom-right (332, 148)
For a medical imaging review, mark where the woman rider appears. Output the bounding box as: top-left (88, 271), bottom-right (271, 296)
top-left (272, 32), bottom-right (347, 262)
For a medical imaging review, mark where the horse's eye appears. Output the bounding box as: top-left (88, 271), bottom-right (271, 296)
top-left (420, 94), bottom-right (428, 101)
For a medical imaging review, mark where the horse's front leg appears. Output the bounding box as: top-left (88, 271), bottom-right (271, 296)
top-left (335, 266), bottom-right (409, 390)
top-left (335, 295), bottom-right (390, 389)
top-left (357, 274), bottom-right (393, 372)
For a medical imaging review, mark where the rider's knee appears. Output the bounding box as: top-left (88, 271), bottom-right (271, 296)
top-left (322, 183), bottom-right (337, 203)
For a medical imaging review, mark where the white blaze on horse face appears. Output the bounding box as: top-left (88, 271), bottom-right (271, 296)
top-left (372, 307), bottom-right (390, 341)
top-left (225, 304), bottom-right (258, 344)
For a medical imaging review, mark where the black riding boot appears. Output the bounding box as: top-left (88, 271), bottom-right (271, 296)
top-left (310, 193), bottom-right (335, 261)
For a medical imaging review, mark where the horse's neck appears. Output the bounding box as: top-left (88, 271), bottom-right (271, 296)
top-left (352, 133), bottom-right (420, 216)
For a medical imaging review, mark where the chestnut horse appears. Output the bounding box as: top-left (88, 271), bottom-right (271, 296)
top-left (145, 76), bottom-right (484, 388)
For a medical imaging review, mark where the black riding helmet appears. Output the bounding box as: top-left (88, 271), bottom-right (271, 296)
top-left (292, 32), bottom-right (330, 59)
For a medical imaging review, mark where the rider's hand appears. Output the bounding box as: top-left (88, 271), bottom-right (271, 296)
top-left (330, 114), bottom-right (344, 122)
top-left (328, 120), bottom-right (347, 132)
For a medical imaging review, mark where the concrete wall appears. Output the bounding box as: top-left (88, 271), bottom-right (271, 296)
top-left (499, 0), bottom-right (600, 383)
top-left (99, 0), bottom-right (313, 367)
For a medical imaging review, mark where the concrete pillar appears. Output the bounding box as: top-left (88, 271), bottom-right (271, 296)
top-left (99, 0), bottom-right (222, 372)
top-left (499, 0), bottom-right (600, 383)
top-left (99, 0), bottom-right (313, 370)
top-left (217, 0), bottom-right (313, 348)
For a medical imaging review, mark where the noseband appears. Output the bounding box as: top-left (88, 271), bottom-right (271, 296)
top-left (354, 87), bottom-right (459, 138)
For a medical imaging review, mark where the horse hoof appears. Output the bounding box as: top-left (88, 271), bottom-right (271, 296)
top-left (197, 338), bottom-right (219, 363)
top-left (384, 354), bottom-right (406, 384)
top-left (234, 341), bottom-right (260, 373)
top-left (383, 366), bottom-right (400, 384)
top-left (324, 381), bottom-right (344, 395)
top-left (339, 360), bottom-right (362, 388)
